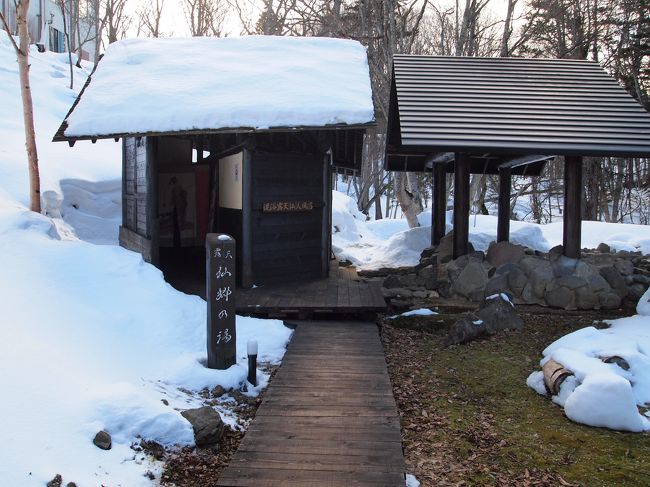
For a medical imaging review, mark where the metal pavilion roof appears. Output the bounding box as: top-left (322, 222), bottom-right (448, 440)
top-left (386, 55), bottom-right (650, 170)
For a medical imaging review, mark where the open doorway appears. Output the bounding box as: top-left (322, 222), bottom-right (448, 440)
top-left (157, 136), bottom-right (212, 298)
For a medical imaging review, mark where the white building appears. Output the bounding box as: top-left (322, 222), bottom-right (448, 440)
top-left (1, 0), bottom-right (97, 60)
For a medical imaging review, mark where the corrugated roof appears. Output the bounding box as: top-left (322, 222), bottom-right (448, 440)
top-left (387, 55), bottom-right (650, 158)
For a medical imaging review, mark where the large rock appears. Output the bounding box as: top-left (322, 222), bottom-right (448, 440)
top-left (181, 406), bottom-right (225, 447)
top-left (550, 254), bottom-right (578, 277)
top-left (417, 265), bottom-right (436, 290)
top-left (519, 282), bottom-right (537, 304)
top-left (586, 274), bottom-right (610, 293)
top-left (574, 260), bottom-right (600, 280)
top-left (486, 241), bottom-right (526, 268)
top-left (484, 274), bottom-right (509, 296)
top-left (446, 294), bottom-right (523, 345)
top-left (555, 275), bottom-right (587, 290)
top-left (382, 275), bottom-right (403, 289)
top-left (600, 266), bottom-right (628, 298)
top-left (599, 292), bottom-right (622, 310)
top-left (520, 256), bottom-right (545, 274)
top-left (93, 430), bottom-right (112, 450)
top-left (596, 242), bottom-right (611, 253)
top-left (588, 253), bottom-right (615, 268)
top-left (445, 314), bottom-right (484, 345)
top-left (476, 294), bottom-right (523, 333)
top-left (498, 264), bottom-right (527, 296)
top-left (437, 232), bottom-right (454, 264)
top-left (575, 287), bottom-right (599, 310)
top-left (627, 283), bottom-right (646, 301)
top-left (452, 261), bottom-right (489, 301)
top-left (614, 258), bottom-right (635, 276)
top-left (545, 286), bottom-right (574, 309)
top-left (529, 261), bottom-right (555, 298)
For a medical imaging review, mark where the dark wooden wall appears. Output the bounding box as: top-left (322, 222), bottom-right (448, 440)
top-left (119, 136), bottom-right (157, 263)
top-left (250, 150), bottom-right (326, 284)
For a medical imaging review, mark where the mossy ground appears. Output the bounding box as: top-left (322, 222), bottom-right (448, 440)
top-left (382, 308), bottom-right (650, 486)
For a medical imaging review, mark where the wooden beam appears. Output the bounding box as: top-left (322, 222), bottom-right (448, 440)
top-left (432, 162), bottom-right (447, 245)
top-left (453, 153), bottom-right (471, 259)
top-left (497, 167), bottom-right (512, 242)
top-left (497, 154), bottom-right (553, 169)
top-left (563, 156), bottom-right (583, 258)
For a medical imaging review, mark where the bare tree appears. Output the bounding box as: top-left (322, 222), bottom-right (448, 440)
top-left (137, 0), bottom-right (166, 37)
top-left (102, 0), bottom-right (131, 45)
top-left (1, 3), bottom-right (41, 213)
top-left (183, 0), bottom-right (229, 36)
top-left (58, 0), bottom-right (75, 89)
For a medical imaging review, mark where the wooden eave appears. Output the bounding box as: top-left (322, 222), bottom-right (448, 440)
top-left (53, 120), bottom-right (376, 144)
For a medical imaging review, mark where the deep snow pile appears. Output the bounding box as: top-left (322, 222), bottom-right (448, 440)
top-left (527, 289), bottom-right (650, 432)
top-left (332, 191), bottom-right (650, 270)
top-left (0, 34), bottom-right (293, 486)
top-left (0, 32), bottom-right (122, 242)
top-left (63, 36), bottom-right (374, 138)
top-left (0, 210), bottom-right (292, 485)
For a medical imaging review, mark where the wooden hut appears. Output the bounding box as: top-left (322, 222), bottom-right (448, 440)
top-left (54, 36), bottom-right (375, 288)
top-left (386, 56), bottom-right (650, 259)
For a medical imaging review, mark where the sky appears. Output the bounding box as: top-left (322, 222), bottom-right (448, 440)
top-left (127, 0), bottom-right (514, 40)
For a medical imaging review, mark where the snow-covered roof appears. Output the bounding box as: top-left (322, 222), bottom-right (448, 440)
top-left (55, 36), bottom-right (375, 140)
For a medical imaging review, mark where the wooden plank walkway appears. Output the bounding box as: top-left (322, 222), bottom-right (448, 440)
top-left (217, 321), bottom-right (406, 487)
top-left (236, 262), bottom-right (386, 318)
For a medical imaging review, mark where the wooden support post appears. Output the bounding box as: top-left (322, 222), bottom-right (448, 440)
top-left (206, 233), bottom-right (237, 369)
top-left (497, 167), bottom-right (512, 242)
top-left (432, 163), bottom-right (447, 246)
top-left (453, 153), bottom-right (470, 259)
top-left (563, 156), bottom-right (583, 259)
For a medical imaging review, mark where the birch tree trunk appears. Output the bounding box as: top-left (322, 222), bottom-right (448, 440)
top-left (2, 2), bottom-right (41, 212)
top-left (395, 172), bottom-right (421, 228)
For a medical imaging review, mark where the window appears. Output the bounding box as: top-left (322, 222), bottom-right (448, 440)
top-left (49, 27), bottom-right (65, 53)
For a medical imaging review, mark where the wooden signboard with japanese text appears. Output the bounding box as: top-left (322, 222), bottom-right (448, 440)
top-left (262, 201), bottom-right (314, 213)
top-left (206, 233), bottom-right (236, 369)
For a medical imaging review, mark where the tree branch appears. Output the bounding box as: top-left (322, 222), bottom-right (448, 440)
top-left (0, 11), bottom-right (23, 55)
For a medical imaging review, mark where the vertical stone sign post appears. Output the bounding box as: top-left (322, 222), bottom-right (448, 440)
top-left (206, 233), bottom-right (236, 369)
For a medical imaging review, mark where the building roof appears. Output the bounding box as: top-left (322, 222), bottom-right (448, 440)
top-left (386, 55), bottom-right (650, 161)
top-left (54, 36), bottom-right (375, 142)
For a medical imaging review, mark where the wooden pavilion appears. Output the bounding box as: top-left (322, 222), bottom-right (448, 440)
top-left (386, 56), bottom-right (650, 259)
top-left (53, 36), bottom-right (376, 292)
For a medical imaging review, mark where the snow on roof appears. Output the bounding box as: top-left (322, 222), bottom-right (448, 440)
top-left (59, 36), bottom-right (375, 139)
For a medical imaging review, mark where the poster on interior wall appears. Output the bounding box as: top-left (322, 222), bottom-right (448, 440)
top-left (159, 171), bottom-right (197, 247)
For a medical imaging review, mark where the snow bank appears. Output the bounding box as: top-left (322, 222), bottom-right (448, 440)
top-left (64, 36), bottom-right (374, 137)
top-left (0, 209), bottom-right (293, 485)
top-left (331, 190), bottom-right (650, 270)
top-left (0, 33), bottom-right (120, 209)
top-left (527, 306), bottom-right (650, 431)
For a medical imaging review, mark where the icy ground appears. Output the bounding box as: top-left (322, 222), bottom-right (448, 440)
top-left (0, 33), bottom-right (292, 486)
top-left (527, 288), bottom-right (650, 432)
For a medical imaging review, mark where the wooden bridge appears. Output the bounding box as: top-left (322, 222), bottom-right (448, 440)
top-left (217, 321), bottom-right (406, 487)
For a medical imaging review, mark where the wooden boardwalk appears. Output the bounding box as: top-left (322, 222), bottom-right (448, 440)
top-left (217, 321), bottom-right (406, 487)
top-left (236, 262), bottom-right (386, 318)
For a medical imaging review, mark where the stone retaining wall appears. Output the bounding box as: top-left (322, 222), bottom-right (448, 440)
top-left (366, 233), bottom-right (650, 311)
